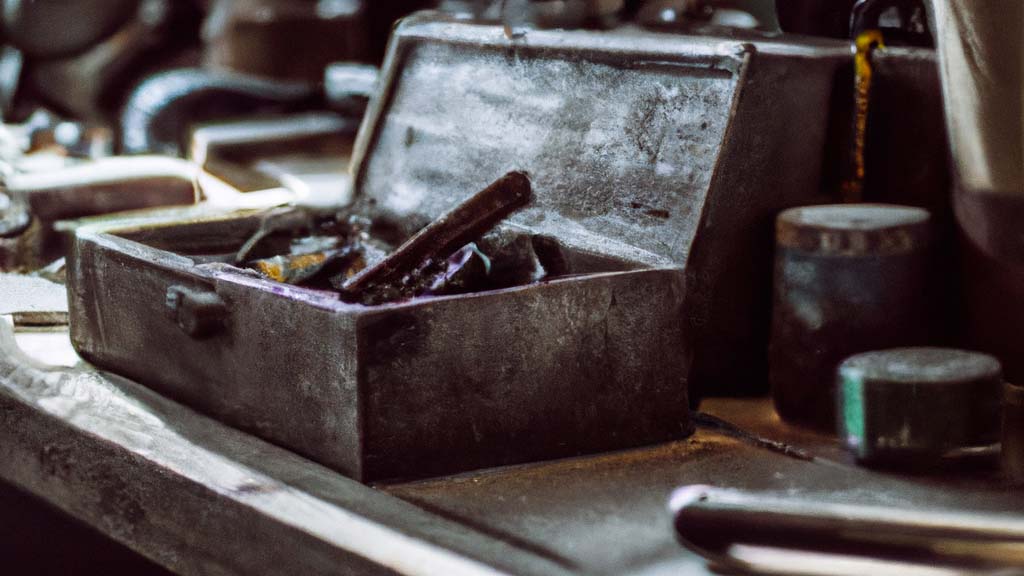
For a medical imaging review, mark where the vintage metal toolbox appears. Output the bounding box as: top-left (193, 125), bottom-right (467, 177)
top-left (67, 12), bottom-right (848, 481)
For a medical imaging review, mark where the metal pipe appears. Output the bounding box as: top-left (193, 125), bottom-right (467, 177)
top-left (925, 1), bottom-right (1022, 197)
top-left (923, 1), bottom-right (1024, 384)
top-left (670, 485), bottom-right (1024, 568)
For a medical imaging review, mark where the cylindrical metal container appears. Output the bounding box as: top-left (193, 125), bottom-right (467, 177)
top-left (1004, 381), bottom-right (1024, 485)
top-left (925, 0), bottom-right (1024, 389)
top-left (837, 347), bottom-right (1002, 466)
top-left (769, 204), bottom-right (931, 430)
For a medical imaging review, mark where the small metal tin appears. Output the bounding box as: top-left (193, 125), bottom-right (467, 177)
top-left (769, 203), bottom-right (931, 430)
top-left (1003, 382), bottom-right (1024, 485)
top-left (837, 347), bottom-right (1003, 465)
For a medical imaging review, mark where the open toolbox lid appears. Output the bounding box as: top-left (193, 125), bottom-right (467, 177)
top-left (348, 12), bottom-right (749, 269)
top-left (347, 12), bottom-right (850, 396)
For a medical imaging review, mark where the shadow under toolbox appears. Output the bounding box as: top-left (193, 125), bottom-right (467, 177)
top-left (67, 13), bottom-right (847, 482)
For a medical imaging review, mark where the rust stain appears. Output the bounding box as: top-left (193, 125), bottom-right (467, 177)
top-left (255, 260), bottom-right (285, 282)
top-left (288, 253), bottom-right (327, 271)
top-left (344, 254), bottom-right (367, 280)
top-left (842, 30), bottom-right (884, 204)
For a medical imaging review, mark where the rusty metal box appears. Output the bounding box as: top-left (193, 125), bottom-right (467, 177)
top-left (67, 13), bottom-right (847, 481)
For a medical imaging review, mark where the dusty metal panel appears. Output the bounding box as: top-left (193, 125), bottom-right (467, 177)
top-left (354, 23), bottom-right (741, 267)
top-left (68, 230), bottom-right (366, 479)
top-left (358, 268), bottom-right (689, 480)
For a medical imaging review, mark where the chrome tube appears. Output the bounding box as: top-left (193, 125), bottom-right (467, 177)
top-left (925, 1), bottom-right (1024, 384)
top-left (926, 1), bottom-right (1022, 197)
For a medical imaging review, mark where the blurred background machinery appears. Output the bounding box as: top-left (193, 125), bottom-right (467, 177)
top-left (1, 1), bottom-right (1024, 575)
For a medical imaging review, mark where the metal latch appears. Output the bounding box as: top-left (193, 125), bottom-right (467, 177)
top-left (165, 285), bottom-right (227, 339)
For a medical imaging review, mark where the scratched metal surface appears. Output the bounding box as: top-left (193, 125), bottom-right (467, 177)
top-left (382, 397), bottom-right (1024, 575)
top-left (356, 26), bottom-right (739, 267)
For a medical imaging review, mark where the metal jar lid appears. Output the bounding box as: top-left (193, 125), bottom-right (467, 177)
top-left (837, 347), bottom-right (1003, 465)
top-left (776, 204), bottom-right (930, 256)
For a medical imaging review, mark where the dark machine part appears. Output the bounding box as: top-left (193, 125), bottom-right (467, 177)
top-left (769, 204), bottom-right (931, 430)
top-left (670, 485), bottom-right (1024, 569)
top-left (0, 189), bottom-right (30, 238)
top-left (923, 1), bottom-right (1024, 388)
top-left (776, 0), bottom-right (931, 42)
top-left (119, 69), bottom-right (321, 156)
top-left (0, 218), bottom-right (55, 271)
top-left (0, 45), bottom-right (22, 120)
top-left (2, 0), bottom-right (142, 59)
top-left (0, 0), bottom-right (383, 275)
top-left (339, 171), bottom-right (532, 304)
top-left (7, 157), bottom-right (198, 222)
top-left (365, 2), bottom-right (438, 63)
top-left (775, 0), bottom-right (856, 38)
top-left (1, 0), bottom-right (386, 155)
top-left (802, 6), bottom-right (955, 344)
top-left (22, 0), bottom-right (204, 124)
top-left (188, 111), bottom-right (361, 194)
top-left (851, 0), bottom-right (932, 47)
top-left (202, 0), bottom-right (370, 81)
top-left (636, 0), bottom-right (780, 32)
top-left (444, 0), bottom-right (784, 32)
top-left (440, 0), bottom-right (627, 31)
top-left (503, 0), bottom-right (627, 32)
top-left (117, 8), bottom-right (379, 156)
top-left (0, 156), bottom-right (199, 272)
top-left (837, 347), bottom-right (1002, 466)
top-left (1004, 382), bottom-right (1024, 486)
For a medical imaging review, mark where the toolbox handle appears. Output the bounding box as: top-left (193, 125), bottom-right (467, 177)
top-left (165, 285), bottom-right (228, 339)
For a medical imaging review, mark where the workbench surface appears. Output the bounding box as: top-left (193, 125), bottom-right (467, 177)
top-left (2, 318), bottom-right (1021, 575)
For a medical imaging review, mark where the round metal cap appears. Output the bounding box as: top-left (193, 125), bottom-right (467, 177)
top-left (837, 347), bottom-right (1002, 465)
top-left (777, 204), bottom-right (930, 256)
